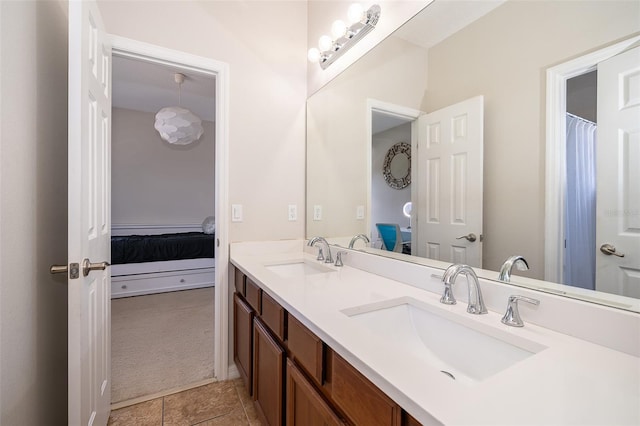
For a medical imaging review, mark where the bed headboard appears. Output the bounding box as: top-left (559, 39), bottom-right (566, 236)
top-left (111, 223), bottom-right (203, 236)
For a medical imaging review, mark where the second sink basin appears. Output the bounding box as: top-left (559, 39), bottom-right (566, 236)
top-left (342, 297), bottom-right (546, 385)
top-left (265, 260), bottom-right (334, 279)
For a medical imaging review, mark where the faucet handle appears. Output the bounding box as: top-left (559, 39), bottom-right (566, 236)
top-left (335, 251), bottom-right (347, 267)
top-left (316, 247), bottom-right (325, 262)
top-left (501, 295), bottom-right (540, 327)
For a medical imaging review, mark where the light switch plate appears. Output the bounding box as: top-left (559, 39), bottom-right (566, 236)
top-left (288, 204), bottom-right (297, 221)
top-left (313, 205), bottom-right (322, 221)
top-left (356, 205), bottom-right (365, 220)
top-left (232, 204), bottom-right (243, 222)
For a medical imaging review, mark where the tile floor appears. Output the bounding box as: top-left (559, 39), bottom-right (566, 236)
top-left (108, 379), bottom-right (262, 426)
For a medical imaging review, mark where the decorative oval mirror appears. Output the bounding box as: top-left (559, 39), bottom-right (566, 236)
top-left (383, 142), bottom-right (411, 189)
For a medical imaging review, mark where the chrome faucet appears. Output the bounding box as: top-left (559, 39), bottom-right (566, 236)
top-left (348, 234), bottom-right (370, 249)
top-left (501, 295), bottom-right (539, 327)
top-left (440, 264), bottom-right (488, 315)
top-left (307, 236), bottom-right (333, 264)
top-left (498, 255), bottom-right (529, 282)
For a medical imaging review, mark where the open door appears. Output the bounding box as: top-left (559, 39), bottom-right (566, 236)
top-left (68, 1), bottom-right (112, 424)
top-left (595, 46), bottom-right (640, 298)
top-left (415, 96), bottom-right (483, 267)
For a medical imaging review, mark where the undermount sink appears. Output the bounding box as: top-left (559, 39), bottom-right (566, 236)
top-left (342, 297), bottom-right (546, 385)
top-left (265, 260), bottom-right (334, 279)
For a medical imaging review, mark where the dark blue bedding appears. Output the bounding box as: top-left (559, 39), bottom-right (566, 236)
top-left (111, 232), bottom-right (215, 265)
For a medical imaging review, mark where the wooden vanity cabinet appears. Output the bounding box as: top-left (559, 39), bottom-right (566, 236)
top-left (286, 359), bottom-right (346, 426)
top-left (253, 317), bottom-right (285, 426)
top-left (233, 270), bottom-right (422, 426)
top-left (233, 293), bottom-right (254, 394)
top-left (287, 314), bottom-right (324, 385)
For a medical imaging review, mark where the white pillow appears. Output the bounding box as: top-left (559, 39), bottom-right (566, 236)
top-left (202, 216), bottom-right (215, 234)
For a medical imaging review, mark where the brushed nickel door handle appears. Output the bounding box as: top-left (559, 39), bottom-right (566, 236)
top-left (456, 233), bottom-right (477, 242)
top-left (50, 264), bottom-right (68, 274)
top-left (600, 244), bottom-right (625, 257)
top-left (82, 258), bottom-right (111, 277)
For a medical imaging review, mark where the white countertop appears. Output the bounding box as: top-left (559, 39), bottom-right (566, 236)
top-left (230, 243), bottom-right (640, 425)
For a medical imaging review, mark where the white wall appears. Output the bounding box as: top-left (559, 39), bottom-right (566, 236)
top-left (371, 124), bottom-right (412, 244)
top-left (112, 107), bottom-right (215, 226)
top-left (0, 1), bottom-right (69, 424)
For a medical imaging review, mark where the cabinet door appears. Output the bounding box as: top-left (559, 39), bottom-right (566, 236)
top-left (286, 359), bottom-right (345, 426)
top-left (331, 351), bottom-right (402, 426)
top-left (254, 318), bottom-right (285, 426)
top-left (234, 293), bottom-right (254, 394)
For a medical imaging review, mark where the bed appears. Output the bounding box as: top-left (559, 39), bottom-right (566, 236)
top-left (111, 224), bottom-right (215, 298)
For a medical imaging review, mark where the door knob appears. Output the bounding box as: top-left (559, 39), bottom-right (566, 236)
top-left (600, 244), bottom-right (625, 257)
top-left (82, 258), bottom-right (111, 277)
top-left (456, 233), bottom-right (477, 242)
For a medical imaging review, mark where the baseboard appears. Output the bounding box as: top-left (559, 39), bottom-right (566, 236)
top-left (227, 363), bottom-right (240, 380)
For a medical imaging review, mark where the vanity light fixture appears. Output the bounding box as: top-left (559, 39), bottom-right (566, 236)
top-left (154, 72), bottom-right (204, 146)
top-left (308, 3), bottom-right (381, 70)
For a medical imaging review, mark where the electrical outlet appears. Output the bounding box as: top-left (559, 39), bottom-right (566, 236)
top-left (288, 204), bottom-right (297, 221)
top-left (356, 205), bottom-right (365, 220)
top-left (313, 205), bottom-right (322, 221)
top-left (232, 204), bottom-right (243, 222)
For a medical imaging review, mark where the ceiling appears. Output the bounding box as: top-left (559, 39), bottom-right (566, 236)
top-left (372, 110), bottom-right (413, 135)
top-left (395, 0), bottom-right (505, 50)
top-left (112, 55), bottom-right (216, 122)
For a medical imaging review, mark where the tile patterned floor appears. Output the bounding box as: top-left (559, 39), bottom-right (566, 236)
top-left (108, 379), bottom-right (262, 426)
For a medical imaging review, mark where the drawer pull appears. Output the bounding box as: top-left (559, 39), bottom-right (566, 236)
top-left (121, 285), bottom-right (127, 289)
top-left (180, 278), bottom-right (186, 283)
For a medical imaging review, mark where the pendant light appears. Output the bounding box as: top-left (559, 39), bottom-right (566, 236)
top-left (154, 73), bottom-right (204, 145)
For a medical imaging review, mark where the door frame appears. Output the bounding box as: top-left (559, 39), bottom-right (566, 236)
top-left (366, 99), bottom-right (421, 246)
top-left (544, 34), bottom-right (640, 283)
top-left (109, 35), bottom-right (231, 380)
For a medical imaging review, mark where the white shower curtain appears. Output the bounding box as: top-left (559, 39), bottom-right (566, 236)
top-left (564, 113), bottom-right (597, 290)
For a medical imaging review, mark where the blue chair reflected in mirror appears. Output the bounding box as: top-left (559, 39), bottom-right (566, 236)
top-left (375, 223), bottom-right (411, 254)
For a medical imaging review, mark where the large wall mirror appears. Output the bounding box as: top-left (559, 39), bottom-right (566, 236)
top-left (306, 0), bottom-right (640, 312)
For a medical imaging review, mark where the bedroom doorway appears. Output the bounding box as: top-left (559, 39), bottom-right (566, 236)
top-left (109, 37), bottom-right (229, 407)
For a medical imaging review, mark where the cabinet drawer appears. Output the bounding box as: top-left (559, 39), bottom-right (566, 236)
top-left (261, 291), bottom-right (286, 341)
top-left (288, 315), bottom-right (323, 384)
top-left (245, 277), bottom-right (261, 313)
top-left (111, 268), bottom-right (214, 298)
top-left (234, 267), bottom-right (246, 295)
top-left (331, 351), bottom-right (402, 426)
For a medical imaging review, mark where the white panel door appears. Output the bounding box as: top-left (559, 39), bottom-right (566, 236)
top-left (68, 1), bottom-right (112, 424)
top-left (596, 46), bottom-right (640, 298)
top-left (416, 96), bottom-right (483, 267)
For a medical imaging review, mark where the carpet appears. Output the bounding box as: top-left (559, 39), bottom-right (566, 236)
top-left (111, 287), bottom-right (215, 404)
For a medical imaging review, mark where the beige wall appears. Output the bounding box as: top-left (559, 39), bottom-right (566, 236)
top-left (307, 35), bottom-right (428, 238)
top-left (424, 0), bottom-right (640, 277)
top-left (98, 0), bottom-right (308, 243)
top-left (0, 1), bottom-right (69, 424)
top-left (112, 107), bottom-right (215, 226)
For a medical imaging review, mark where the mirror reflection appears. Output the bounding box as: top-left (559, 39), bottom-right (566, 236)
top-left (306, 0), bottom-right (640, 312)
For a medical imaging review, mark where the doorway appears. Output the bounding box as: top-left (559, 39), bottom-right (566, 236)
top-left (367, 100), bottom-right (421, 252)
top-left (545, 35), bottom-right (640, 292)
top-left (109, 36), bottom-right (230, 406)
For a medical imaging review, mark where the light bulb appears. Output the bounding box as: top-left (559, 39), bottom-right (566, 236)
top-left (307, 48), bottom-right (320, 63)
top-left (331, 20), bottom-right (347, 38)
top-left (347, 3), bottom-right (365, 24)
top-left (318, 35), bottom-right (332, 52)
